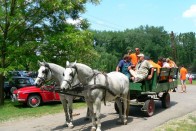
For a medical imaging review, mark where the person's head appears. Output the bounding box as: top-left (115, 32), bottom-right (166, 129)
top-left (162, 58), bottom-right (166, 62)
top-left (123, 54), bottom-right (130, 62)
top-left (127, 49), bottom-right (132, 55)
top-left (137, 53), bottom-right (145, 61)
top-left (135, 48), bottom-right (140, 55)
top-left (166, 58), bottom-right (170, 62)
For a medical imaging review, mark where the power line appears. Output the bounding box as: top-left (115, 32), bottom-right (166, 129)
top-left (84, 13), bottom-right (127, 31)
top-left (89, 19), bottom-right (122, 31)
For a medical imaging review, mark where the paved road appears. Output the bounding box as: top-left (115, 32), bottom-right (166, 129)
top-left (0, 85), bottom-right (196, 131)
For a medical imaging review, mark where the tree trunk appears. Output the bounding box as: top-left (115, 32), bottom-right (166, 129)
top-left (0, 74), bottom-right (4, 105)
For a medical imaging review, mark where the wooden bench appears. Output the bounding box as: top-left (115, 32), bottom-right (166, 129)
top-left (158, 68), bottom-right (178, 83)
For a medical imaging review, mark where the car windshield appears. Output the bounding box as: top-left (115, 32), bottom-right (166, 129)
top-left (14, 77), bottom-right (35, 86)
top-left (10, 71), bottom-right (28, 77)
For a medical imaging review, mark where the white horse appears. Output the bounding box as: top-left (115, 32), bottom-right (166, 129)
top-left (34, 61), bottom-right (89, 128)
top-left (61, 61), bottom-right (130, 131)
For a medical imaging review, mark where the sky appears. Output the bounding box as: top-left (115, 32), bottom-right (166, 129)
top-left (80, 0), bottom-right (196, 34)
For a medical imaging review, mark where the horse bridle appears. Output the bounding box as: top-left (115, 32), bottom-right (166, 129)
top-left (38, 65), bottom-right (52, 85)
top-left (63, 66), bottom-right (78, 90)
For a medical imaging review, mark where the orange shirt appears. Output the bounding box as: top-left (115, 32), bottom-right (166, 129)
top-left (148, 60), bottom-right (161, 74)
top-left (129, 53), bottom-right (138, 66)
top-left (180, 67), bottom-right (187, 80)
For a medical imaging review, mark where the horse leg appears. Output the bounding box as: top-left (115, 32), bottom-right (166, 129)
top-left (126, 90), bottom-right (130, 119)
top-left (115, 98), bottom-right (123, 123)
top-left (86, 101), bottom-right (96, 131)
top-left (95, 98), bottom-right (102, 131)
top-left (67, 98), bottom-right (74, 128)
top-left (84, 107), bottom-right (91, 121)
top-left (59, 94), bottom-right (69, 126)
top-left (122, 95), bottom-right (128, 125)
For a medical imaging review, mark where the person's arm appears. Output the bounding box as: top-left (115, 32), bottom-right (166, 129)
top-left (116, 60), bottom-right (122, 72)
top-left (116, 66), bottom-right (120, 72)
top-left (147, 67), bottom-right (154, 80)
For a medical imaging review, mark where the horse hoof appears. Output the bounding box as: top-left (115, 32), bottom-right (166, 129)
top-left (64, 123), bottom-right (68, 127)
top-left (123, 120), bottom-right (128, 125)
top-left (91, 127), bottom-right (96, 131)
top-left (68, 125), bottom-right (74, 129)
top-left (96, 128), bottom-right (102, 131)
top-left (68, 123), bottom-right (74, 129)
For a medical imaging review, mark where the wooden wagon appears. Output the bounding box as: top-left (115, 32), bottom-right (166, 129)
top-left (115, 68), bottom-right (179, 116)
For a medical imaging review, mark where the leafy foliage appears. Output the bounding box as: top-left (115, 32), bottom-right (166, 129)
top-left (0, 0), bottom-right (101, 104)
top-left (93, 26), bottom-right (196, 72)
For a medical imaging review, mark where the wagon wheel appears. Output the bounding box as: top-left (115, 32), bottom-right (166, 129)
top-left (114, 102), bottom-right (124, 114)
top-left (143, 99), bottom-right (155, 117)
top-left (27, 94), bottom-right (42, 108)
top-left (161, 93), bottom-right (170, 108)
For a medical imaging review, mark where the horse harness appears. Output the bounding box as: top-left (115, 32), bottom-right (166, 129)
top-left (70, 66), bottom-right (117, 105)
top-left (39, 65), bottom-right (85, 98)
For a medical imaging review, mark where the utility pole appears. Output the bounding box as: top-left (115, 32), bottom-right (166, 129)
top-left (170, 31), bottom-right (177, 62)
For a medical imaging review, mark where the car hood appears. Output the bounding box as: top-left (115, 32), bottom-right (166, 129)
top-left (13, 86), bottom-right (42, 94)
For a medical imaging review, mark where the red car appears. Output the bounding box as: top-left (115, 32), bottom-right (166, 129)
top-left (12, 85), bottom-right (60, 108)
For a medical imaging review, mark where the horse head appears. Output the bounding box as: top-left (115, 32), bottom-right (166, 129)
top-left (61, 61), bottom-right (96, 91)
top-left (61, 61), bottom-right (79, 91)
top-left (34, 60), bottom-right (52, 87)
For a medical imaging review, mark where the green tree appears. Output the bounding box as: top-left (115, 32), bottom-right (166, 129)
top-left (0, 0), bottom-right (100, 105)
top-left (176, 32), bottom-right (196, 69)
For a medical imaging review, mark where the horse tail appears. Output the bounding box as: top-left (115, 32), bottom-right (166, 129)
top-left (126, 89), bottom-right (130, 118)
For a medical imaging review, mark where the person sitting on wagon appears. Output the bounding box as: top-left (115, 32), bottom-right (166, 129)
top-left (116, 54), bottom-right (132, 79)
top-left (145, 56), bottom-right (161, 74)
top-left (129, 53), bottom-right (154, 82)
top-left (129, 48), bottom-right (140, 68)
top-left (166, 58), bottom-right (177, 68)
top-left (157, 57), bottom-right (163, 67)
top-left (162, 58), bottom-right (170, 68)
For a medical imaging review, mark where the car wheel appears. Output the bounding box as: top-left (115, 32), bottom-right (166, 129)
top-left (10, 87), bottom-right (17, 94)
top-left (4, 92), bottom-right (6, 99)
top-left (27, 94), bottom-right (41, 108)
top-left (10, 87), bottom-right (17, 100)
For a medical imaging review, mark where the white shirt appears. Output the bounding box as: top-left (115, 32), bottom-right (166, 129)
top-left (162, 62), bottom-right (170, 68)
top-left (189, 74), bottom-right (193, 79)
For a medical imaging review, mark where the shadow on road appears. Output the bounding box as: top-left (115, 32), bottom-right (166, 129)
top-left (51, 100), bottom-right (178, 131)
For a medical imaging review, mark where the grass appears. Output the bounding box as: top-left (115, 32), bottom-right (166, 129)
top-left (154, 80), bottom-right (196, 131)
top-left (187, 79), bottom-right (196, 85)
top-left (154, 111), bottom-right (196, 131)
top-left (178, 79), bottom-right (196, 85)
top-left (0, 99), bottom-right (86, 123)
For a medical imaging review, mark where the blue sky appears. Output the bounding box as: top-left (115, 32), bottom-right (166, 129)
top-left (81, 0), bottom-right (196, 34)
